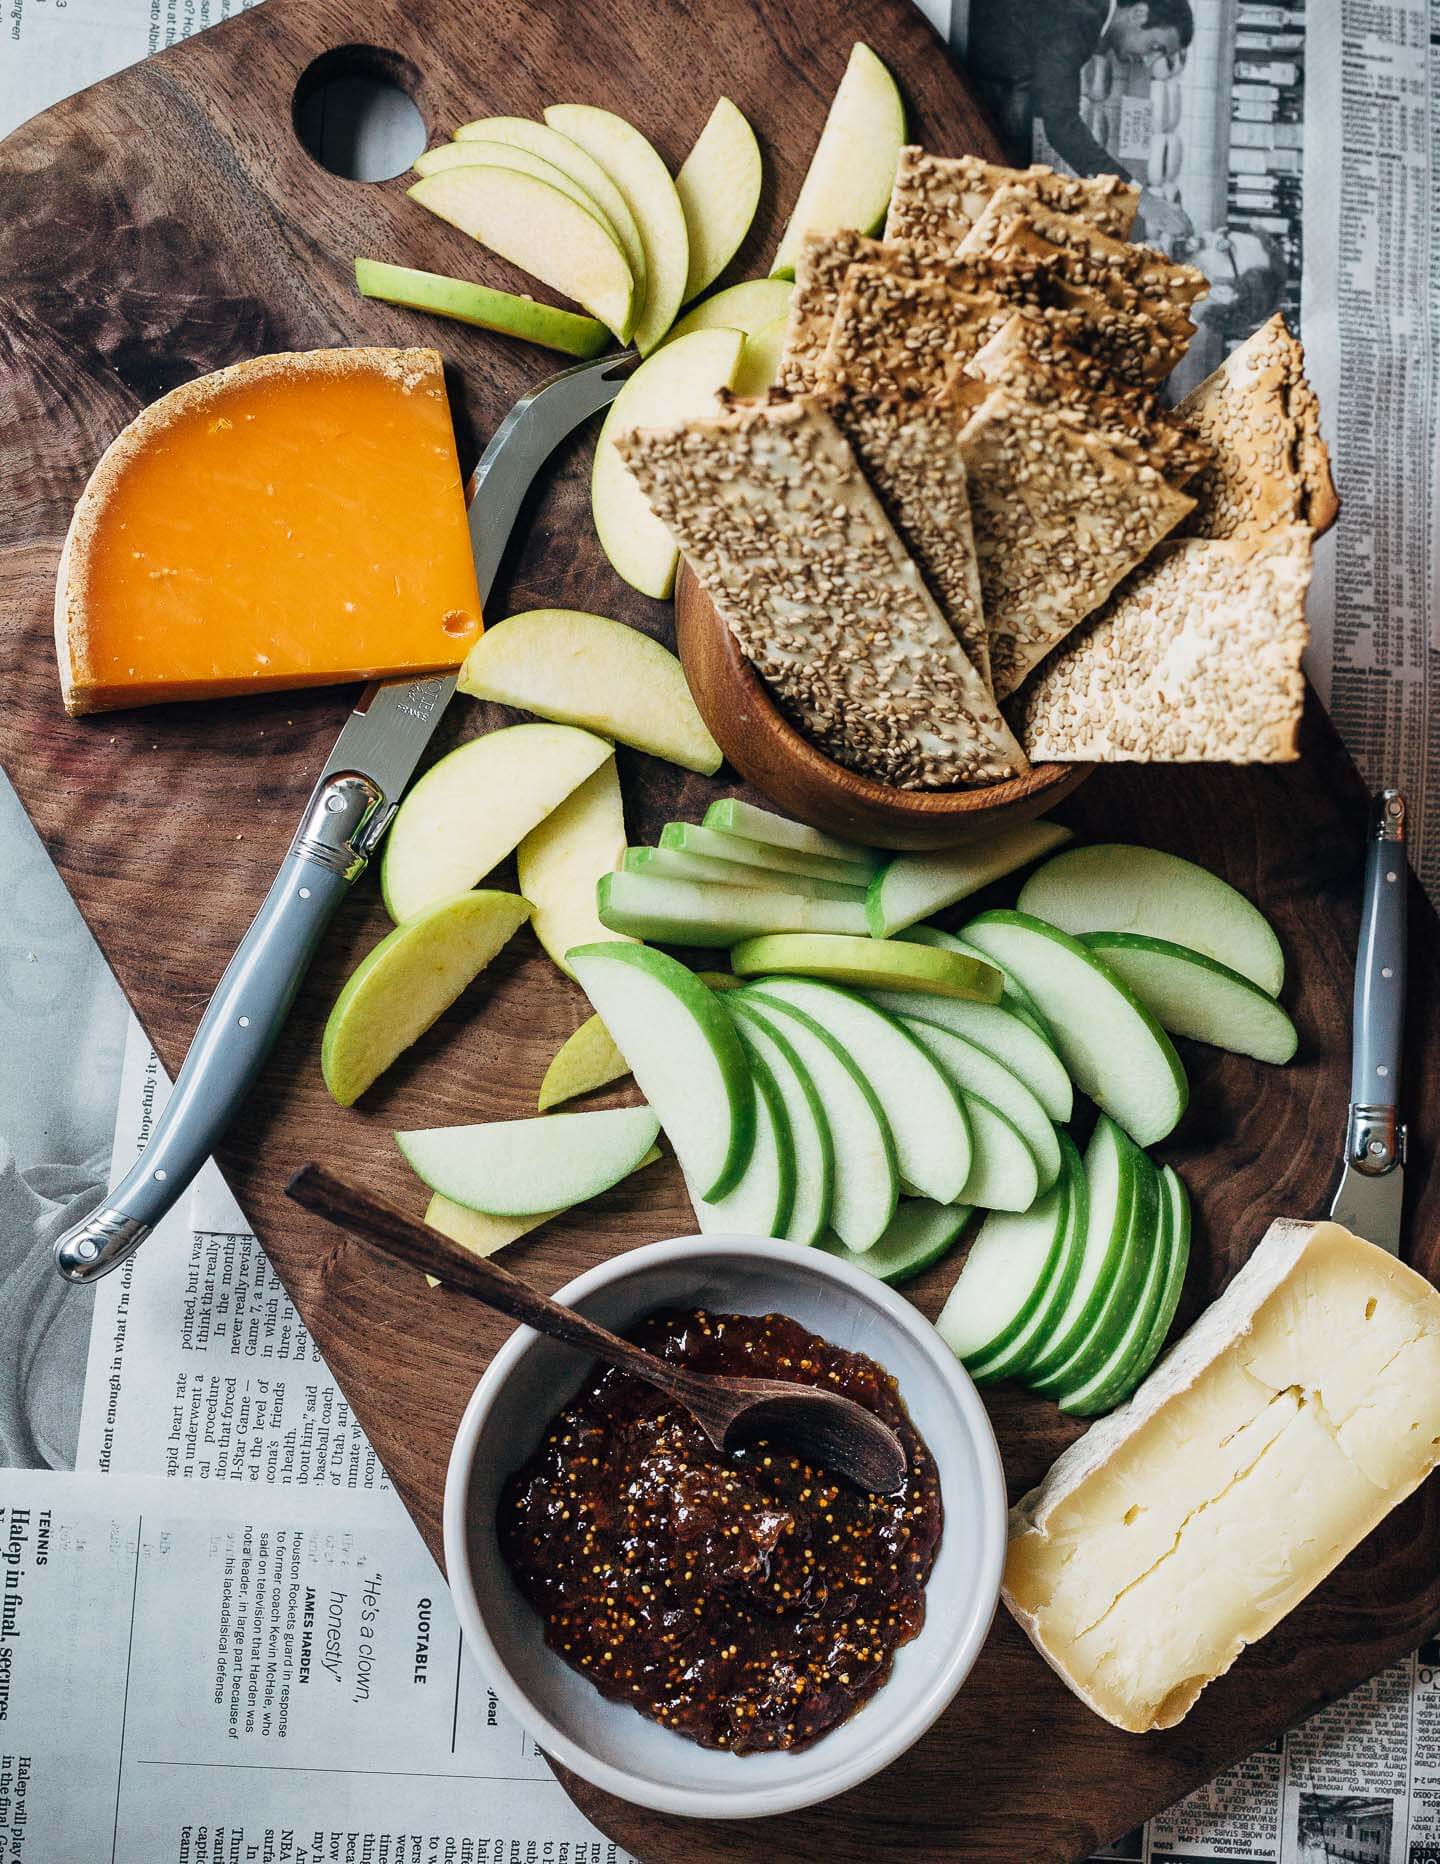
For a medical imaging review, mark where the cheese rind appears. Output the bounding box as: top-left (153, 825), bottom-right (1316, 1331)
top-left (1003, 1220), bottom-right (1440, 1733)
top-left (56, 348), bottom-right (482, 715)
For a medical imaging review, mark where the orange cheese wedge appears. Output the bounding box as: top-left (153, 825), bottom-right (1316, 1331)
top-left (55, 348), bottom-right (483, 715)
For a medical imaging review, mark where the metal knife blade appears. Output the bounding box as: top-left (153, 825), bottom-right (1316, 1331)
top-left (317, 348), bottom-right (636, 808)
top-left (1329, 788), bottom-right (1407, 1253)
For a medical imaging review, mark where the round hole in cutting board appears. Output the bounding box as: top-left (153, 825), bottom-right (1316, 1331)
top-left (293, 46), bottom-right (426, 182)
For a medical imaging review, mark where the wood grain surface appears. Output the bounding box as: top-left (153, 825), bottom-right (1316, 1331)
top-left (1, 3), bottom-right (1436, 1858)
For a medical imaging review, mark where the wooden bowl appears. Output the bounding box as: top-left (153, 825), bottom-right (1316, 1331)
top-left (674, 565), bottom-right (1092, 853)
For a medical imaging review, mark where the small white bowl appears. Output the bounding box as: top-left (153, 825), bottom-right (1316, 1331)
top-left (443, 1234), bottom-right (1006, 1821)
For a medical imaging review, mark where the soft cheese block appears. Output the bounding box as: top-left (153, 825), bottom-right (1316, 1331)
top-left (1004, 1220), bottom-right (1440, 1733)
top-left (55, 348), bottom-right (482, 714)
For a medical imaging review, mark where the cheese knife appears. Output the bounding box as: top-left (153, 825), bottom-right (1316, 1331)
top-left (54, 349), bottom-right (635, 1284)
top-left (1329, 788), bottom-right (1407, 1254)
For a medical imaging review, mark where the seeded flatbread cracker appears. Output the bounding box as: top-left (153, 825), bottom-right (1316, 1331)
top-left (883, 148), bottom-right (1139, 254)
top-left (965, 312), bottom-right (1212, 486)
top-left (1176, 313), bottom-right (1338, 541)
top-left (820, 388), bottom-right (992, 688)
top-left (616, 397), bottom-right (1027, 789)
top-left (1012, 529), bottom-right (1313, 763)
top-left (948, 383), bottom-right (1196, 699)
top-left (817, 259), bottom-right (1018, 400)
top-left (779, 231), bottom-right (903, 394)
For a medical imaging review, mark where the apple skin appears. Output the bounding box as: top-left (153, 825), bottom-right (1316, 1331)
top-left (537, 1013), bottom-right (630, 1110)
top-left (355, 258), bottom-right (609, 358)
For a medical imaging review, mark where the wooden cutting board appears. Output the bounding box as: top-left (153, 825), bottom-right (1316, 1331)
top-left (2, 2), bottom-right (1437, 1856)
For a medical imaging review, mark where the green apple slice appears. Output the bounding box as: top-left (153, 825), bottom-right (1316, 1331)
top-left (1017, 843), bottom-right (1285, 997)
top-left (743, 978), bottom-right (972, 1205)
top-left (686, 1043), bottom-right (795, 1237)
top-left (322, 890), bottom-right (532, 1107)
top-left (726, 999), bottom-right (833, 1245)
top-left (597, 871), bottom-right (868, 944)
top-left (413, 140), bottom-right (624, 248)
top-left (591, 327), bottom-right (744, 598)
top-left (730, 932), bottom-right (1002, 1002)
top-left (625, 845), bottom-right (865, 903)
top-left (895, 1015), bottom-right (1060, 1193)
top-left (935, 1168), bottom-right (1071, 1367)
top-left (1056, 1157), bottom-right (1177, 1416)
top-left (668, 278), bottom-right (794, 342)
top-left (398, 1105), bottom-right (660, 1215)
top-left (449, 115), bottom-right (648, 297)
top-left (703, 797), bottom-right (875, 868)
top-left (964, 1135), bottom-right (1088, 1384)
top-left (1021, 1116), bottom-right (1138, 1384)
top-left (898, 925), bottom-right (1055, 1042)
top-left (961, 911), bottom-right (1188, 1146)
top-left (662, 821), bottom-right (874, 886)
top-left (354, 259), bottom-right (609, 358)
top-left (568, 944), bottom-right (754, 1199)
top-left (423, 1145), bottom-right (660, 1274)
top-left (864, 987), bottom-right (1072, 1123)
top-left (731, 993), bottom-right (896, 1250)
top-left (516, 759), bottom-right (630, 978)
top-left (865, 820), bottom-right (1073, 938)
top-left (1079, 933), bottom-right (1298, 1064)
top-left (408, 165), bottom-right (635, 342)
top-left (537, 1013), bottom-right (630, 1110)
top-left (770, 42), bottom-right (905, 279)
top-left (676, 97), bottom-right (762, 301)
top-left (544, 104), bottom-right (689, 353)
top-left (382, 723), bottom-right (612, 925)
top-left (732, 316), bottom-right (789, 395)
top-left (1030, 1143), bottom-right (1160, 1397)
top-left (459, 608), bottom-right (722, 774)
top-left (820, 1200), bottom-right (972, 1285)
top-left (1123, 1165), bottom-right (1192, 1385)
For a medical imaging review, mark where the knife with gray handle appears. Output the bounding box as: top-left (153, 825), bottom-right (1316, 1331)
top-left (1329, 787), bottom-right (1407, 1254)
top-left (54, 349), bottom-right (635, 1284)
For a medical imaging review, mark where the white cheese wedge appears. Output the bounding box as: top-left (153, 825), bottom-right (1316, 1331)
top-left (1003, 1220), bottom-right (1440, 1733)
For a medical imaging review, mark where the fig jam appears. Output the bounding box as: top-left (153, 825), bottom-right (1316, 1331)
top-left (498, 1308), bottom-right (942, 1753)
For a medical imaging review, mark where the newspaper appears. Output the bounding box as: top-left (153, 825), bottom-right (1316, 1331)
top-left (2, 0), bottom-right (1438, 1859)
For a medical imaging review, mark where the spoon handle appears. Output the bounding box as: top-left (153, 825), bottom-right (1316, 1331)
top-left (286, 1163), bottom-right (694, 1398)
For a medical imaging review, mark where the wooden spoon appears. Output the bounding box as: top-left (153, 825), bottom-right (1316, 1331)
top-left (287, 1164), bottom-right (909, 1494)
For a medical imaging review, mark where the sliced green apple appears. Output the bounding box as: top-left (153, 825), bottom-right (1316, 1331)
top-left (409, 164), bottom-right (635, 342)
top-left (382, 723), bottom-right (612, 925)
top-left (1056, 1156), bottom-right (1176, 1416)
top-left (731, 993), bottom-right (896, 1250)
top-left (865, 820), bottom-right (1073, 938)
top-left (896, 1015), bottom-right (1060, 1193)
top-left (936, 1167), bottom-right (1072, 1368)
top-left (898, 925), bottom-right (1056, 1042)
top-left (668, 278), bottom-right (794, 342)
top-left (732, 315), bottom-right (789, 395)
top-left (730, 932), bottom-right (1002, 1002)
top-left (964, 1134), bottom-right (1087, 1384)
top-left (597, 870), bottom-right (868, 944)
top-left (820, 1200), bottom-right (972, 1285)
top-left (423, 1145), bottom-right (659, 1277)
top-left (449, 115), bottom-right (648, 296)
top-left (537, 1013), bottom-right (630, 1110)
top-left (413, 139), bottom-right (623, 248)
top-left (516, 758), bottom-right (630, 978)
top-left (676, 97), bottom-right (762, 301)
top-left (592, 326), bottom-right (744, 598)
top-left (354, 258), bottom-right (609, 358)
top-left (1020, 1116), bottom-right (1138, 1385)
top-left (770, 42), bottom-right (905, 279)
top-left (686, 1044), bottom-right (795, 1237)
top-left (568, 944), bottom-right (754, 1199)
top-left (863, 987), bottom-right (1072, 1123)
top-left (398, 1105), bottom-right (659, 1215)
top-left (1079, 933), bottom-right (1298, 1064)
top-left (322, 890), bottom-right (532, 1107)
top-left (1017, 843), bottom-right (1285, 996)
top-left (626, 845), bottom-right (865, 903)
top-left (662, 820), bottom-right (874, 886)
top-left (743, 978), bottom-right (972, 1205)
top-left (961, 911), bottom-right (1188, 1146)
top-left (458, 607), bottom-right (721, 774)
top-left (725, 998), bottom-right (832, 1245)
top-left (544, 104), bottom-right (690, 353)
top-left (703, 797), bottom-right (875, 868)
